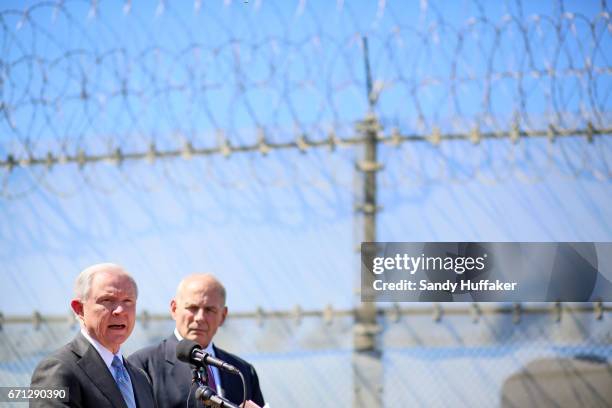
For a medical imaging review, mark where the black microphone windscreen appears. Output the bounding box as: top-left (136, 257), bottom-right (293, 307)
top-left (176, 339), bottom-right (200, 363)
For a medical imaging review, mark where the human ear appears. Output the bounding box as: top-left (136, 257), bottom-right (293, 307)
top-left (71, 299), bottom-right (85, 322)
top-left (219, 306), bottom-right (228, 326)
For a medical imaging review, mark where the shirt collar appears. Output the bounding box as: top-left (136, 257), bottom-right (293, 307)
top-left (81, 328), bottom-right (124, 370)
top-left (173, 327), bottom-right (216, 357)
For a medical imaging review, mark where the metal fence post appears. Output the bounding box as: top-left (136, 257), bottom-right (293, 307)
top-left (352, 36), bottom-right (383, 408)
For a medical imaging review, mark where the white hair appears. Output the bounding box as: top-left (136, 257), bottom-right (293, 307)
top-left (176, 273), bottom-right (226, 306)
top-left (74, 263), bottom-right (138, 301)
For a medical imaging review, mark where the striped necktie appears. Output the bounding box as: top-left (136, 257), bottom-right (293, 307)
top-left (111, 355), bottom-right (137, 408)
top-left (206, 365), bottom-right (217, 393)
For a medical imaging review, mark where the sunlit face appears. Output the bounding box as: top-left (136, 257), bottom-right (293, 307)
top-left (71, 270), bottom-right (137, 354)
top-left (171, 278), bottom-right (227, 348)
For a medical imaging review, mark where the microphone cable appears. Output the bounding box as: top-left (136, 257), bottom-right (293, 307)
top-left (187, 381), bottom-right (196, 408)
top-left (238, 370), bottom-right (247, 408)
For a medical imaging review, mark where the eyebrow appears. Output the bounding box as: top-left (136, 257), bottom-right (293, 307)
top-left (183, 303), bottom-right (219, 309)
top-left (97, 292), bottom-right (135, 300)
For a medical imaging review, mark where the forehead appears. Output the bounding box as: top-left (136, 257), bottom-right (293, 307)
top-left (91, 271), bottom-right (136, 295)
top-left (179, 281), bottom-right (224, 305)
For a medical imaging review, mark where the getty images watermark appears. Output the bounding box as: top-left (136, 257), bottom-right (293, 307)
top-left (361, 242), bottom-right (612, 302)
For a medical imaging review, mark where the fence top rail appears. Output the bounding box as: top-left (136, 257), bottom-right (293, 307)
top-left (1, 302), bottom-right (609, 327)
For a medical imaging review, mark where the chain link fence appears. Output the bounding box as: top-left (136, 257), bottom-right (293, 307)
top-left (0, 304), bottom-right (610, 407)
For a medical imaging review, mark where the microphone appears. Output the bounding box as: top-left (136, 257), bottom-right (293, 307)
top-left (195, 385), bottom-right (240, 408)
top-left (176, 339), bottom-right (241, 375)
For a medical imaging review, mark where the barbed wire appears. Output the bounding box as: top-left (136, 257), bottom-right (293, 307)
top-left (0, 0), bottom-right (611, 198)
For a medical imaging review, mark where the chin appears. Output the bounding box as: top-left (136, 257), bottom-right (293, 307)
top-left (193, 336), bottom-right (210, 346)
top-left (109, 331), bottom-right (129, 341)
top-left (110, 336), bottom-right (128, 346)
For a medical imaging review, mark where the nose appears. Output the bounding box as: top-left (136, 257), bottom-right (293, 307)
top-left (112, 303), bottom-right (125, 315)
top-left (194, 308), bottom-right (206, 322)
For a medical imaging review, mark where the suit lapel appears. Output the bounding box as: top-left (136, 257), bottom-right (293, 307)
top-left (214, 346), bottom-right (244, 403)
top-left (164, 335), bottom-right (179, 365)
top-left (125, 359), bottom-right (149, 408)
top-left (72, 333), bottom-right (128, 408)
top-left (164, 336), bottom-right (200, 406)
top-left (164, 335), bottom-right (183, 382)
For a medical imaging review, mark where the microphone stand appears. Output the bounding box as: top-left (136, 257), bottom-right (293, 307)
top-left (191, 366), bottom-right (241, 408)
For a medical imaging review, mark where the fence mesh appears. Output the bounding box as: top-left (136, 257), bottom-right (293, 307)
top-left (0, 305), bottom-right (610, 407)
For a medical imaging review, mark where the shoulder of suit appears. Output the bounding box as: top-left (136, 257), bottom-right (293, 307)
top-left (214, 346), bottom-right (256, 370)
top-left (38, 339), bottom-right (81, 364)
top-left (125, 359), bottom-right (152, 379)
top-left (31, 343), bottom-right (81, 383)
top-left (128, 337), bottom-right (169, 362)
top-left (33, 351), bottom-right (70, 372)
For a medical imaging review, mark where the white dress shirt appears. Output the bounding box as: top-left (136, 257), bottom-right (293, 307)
top-left (80, 328), bottom-right (128, 382)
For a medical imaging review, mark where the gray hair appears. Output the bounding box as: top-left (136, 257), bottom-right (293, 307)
top-left (74, 263), bottom-right (138, 301)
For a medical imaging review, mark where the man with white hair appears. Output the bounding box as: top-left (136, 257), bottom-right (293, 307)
top-left (30, 263), bottom-right (156, 408)
top-left (129, 273), bottom-right (265, 408)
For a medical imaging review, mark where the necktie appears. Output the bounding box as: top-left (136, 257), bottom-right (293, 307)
top-left (111, 355), bottom-right (137, 408)
top-left (206, 365), bottom-right (217, 393)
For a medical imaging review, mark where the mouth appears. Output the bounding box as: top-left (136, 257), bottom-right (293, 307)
top-left (189, 328), bottom-right (206, 334)
top-left (108, 324), bottom-right (127, 330)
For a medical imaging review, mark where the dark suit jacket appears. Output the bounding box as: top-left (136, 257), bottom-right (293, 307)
top-left (29, 332), bottom-right (157, 408)
top-left (128, 335), bottom-right (265, 408)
